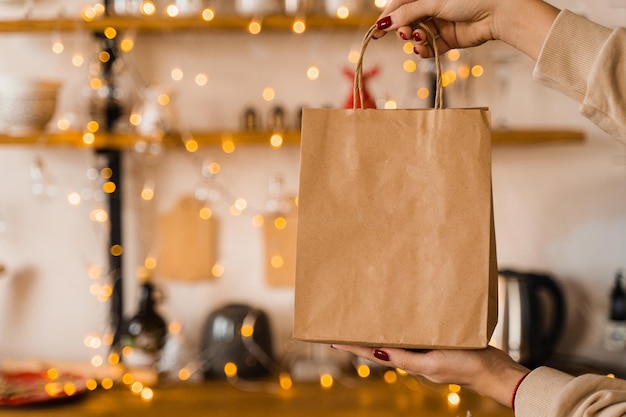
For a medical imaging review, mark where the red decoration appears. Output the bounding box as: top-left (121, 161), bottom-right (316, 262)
top-left (343, 65), bottom-right (379, 109)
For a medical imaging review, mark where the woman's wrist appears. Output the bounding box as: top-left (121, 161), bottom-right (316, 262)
top-left (494, 0), bottom-right (560, 60)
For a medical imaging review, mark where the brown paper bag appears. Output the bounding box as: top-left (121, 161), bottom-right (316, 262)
top-left (293, 24), bottom-right (498, 349)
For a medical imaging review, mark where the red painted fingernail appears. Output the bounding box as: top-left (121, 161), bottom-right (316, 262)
top-left (399, 32), bottom-right (406, 40)
top-left (376, 16), bottom-right (392, 30)
top-left (373, 349), bottom-right (390, 361)
top-left (413, 32), bottom-right (422, 42)
top-left (413, 46), bottom-right (420, 55)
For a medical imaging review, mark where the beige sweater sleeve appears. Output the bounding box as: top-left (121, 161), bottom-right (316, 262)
top-left (533, 10), bottom-right (626, 141)
top-left (515, 367), bottom-right (626, 417)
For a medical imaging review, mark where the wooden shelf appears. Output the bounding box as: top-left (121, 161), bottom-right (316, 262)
top-left (0, 129), bottom-right (584, 149)
top-left (0, 14), bottom-right (379, 33)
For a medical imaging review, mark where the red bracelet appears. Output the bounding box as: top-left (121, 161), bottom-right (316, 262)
top-left (511, 371), bottom-right (531, 411)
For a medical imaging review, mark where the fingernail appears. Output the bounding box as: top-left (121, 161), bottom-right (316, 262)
top-left (373, 349), bottom-right (390, 361)
top-left (413, 46), bottom-right (420, 55)
top-left (376, 16), bottom-right (392, 30)
top-left (399, 32), bottom-right (406, 40)
top-left (330, 344), bottom-right (336, 349)
top-left (413, 32), bottom-right (422, 42)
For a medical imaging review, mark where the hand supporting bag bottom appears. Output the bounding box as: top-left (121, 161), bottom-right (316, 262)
top-left (294, 24), bottom-right (498, 349)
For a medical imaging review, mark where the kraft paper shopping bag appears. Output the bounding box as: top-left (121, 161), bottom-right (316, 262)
top-left (294, 24), bottom-right (498, 349)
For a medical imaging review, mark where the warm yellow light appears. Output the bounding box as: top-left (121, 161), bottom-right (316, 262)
top-left (101, 379), bottom-right (113, 390)
top-left (403, 42), bottom-right (414, 54)
top-left (185, 139), bottom-right (199, 152)
top-left (82, 132), bottom-right (95, 145)
top-left (171, 68), bottom-right (183, 81)
top-left (52, 42), bottom-right (64, 54)
top-left (201, 8), bottom-right (215, 21)
top-left (72, 54), bottom-right (84, 67)
top-left (122, 346), bottom-right (134, 357)
top-left (224, 362), bottom-right (238, 377)
top-left (195, 73), bottom-right (208, 86)
top-left (104, 27), bottom-right (117, 40)
top-left (101, 167), bottom-right (113, 179)
top-left (47, 368), bottom-right (59, 379)
top-left (63, 383), bottom-right (77, 396)
top-left (108, 352), bottom-right (120, 365)
top-left (82, 6), bottom-right (97, 21)
top-left (178, 368), bottom-right (191, 381)
top-left (131, 381), bottom-right (143, 393)
top-left (103, 181), bottom-right (116, 194)
top-left (252, 214), bottom-right (264, 227)
top-left (336, 6), bottom-right (349, 18)
top-left (44, 382), bottom-right (62, 397)
top-left (99, 51), bottom-right (111, 63)
top-left (87, 120), bottom-right (99, 133)
top-left (292, 19), bottom-right (306, 34)
top-left (270, 255), bottom-right (284, 268)
top-left (165, 4), bottom-right (179, 17)
top-left (384, 99), bottom-right (397, 109)
top-left (279, 372), bottom-right (292, 390)
top-left (199, 207), bottom-right (212, 220)
top-left (248, 20), bottom-right (262, 34)
top-left (120, 38), bottom-right (135, 52)
top-left (89, 208), bottom-right (108, 223)
top-left (320, 373), bottom-right (333, 389)
top-left (262, 86), bottom-right (275, 101)
top-left (207, 162), bottom-right (220, 174)
top-left (90, 78), bottom-right (102, 90)
top-left (403, 59), bottom-right (417, 73)
top-left (157, 93), bottom-right (170, 106)
top-left (274, 217), bottom-right (287, 230)
top-left (86, 379), bottom-right (98, 391)
top-left (383, 370), bottom-right (397, 384)
top-left (141, 187), bottom-right (154, 201)
top-left (471, 65), bottom-right (484, 77)
top-left (222, 139), bottom-right (235, 154)
top-left (241, 324), bottom-right (254, 337)
top-left (447, 49), bottom-right (461, 61)
top-left (357, 364), bottom-right (370, 378)
top-left (169, 321), bottom-right (182, 334)
top-left (91, 355), bottom-right (104, 367)
top-left (417, 87), bottom-right (430, 99)
top-left (122, 373), bottom-right (134, 385)
top-left (67, 192), bottom-right (81, 206)
top-left (396, 368), bottom-right (408, 376)
top-left (103, 334), bottom-right (114, 346)
top-left (234, 198), bottom-right (247, 211)
top-left (110, 244), bottom-right (123, 257)
top-left (458, 65), bottom-right (471, 79)
top-left (306, 66), bottom-right (320, 81)
top-left (141, 1), bottom-right (156, 16)
top-left (449, 384), bottom-right (461, 393)
top-left (212, 264), bottom-right (224, 277)
top-left (447, 392), bottom-right (461, 406)
top-left (270, 134), bottom-right (283, 148)
top-left (348, 50), bottom-right (360, 63)
top-left (145, 257), bottom-right (157, 270)
top-left (374, 0), bottom-right (387, 7)
top-left (141, 387), bottom-right (154, 401)
top-left (129, 113), bottom-right (142, 126)
top-left (607, 373), bottom-right (616, 378)
top-left (87, 264), bottom-right (101, 279)
top-left (89, 283), bottom-right (101, 295)
top-left (57, 117), bottom-right (70, 131)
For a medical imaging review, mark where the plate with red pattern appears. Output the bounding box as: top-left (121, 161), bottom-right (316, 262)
top-left (0, 371), bottom-right (88, 406)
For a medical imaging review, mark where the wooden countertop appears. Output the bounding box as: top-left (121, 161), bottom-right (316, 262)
top-left (2, 377), bottom-right (513, 417)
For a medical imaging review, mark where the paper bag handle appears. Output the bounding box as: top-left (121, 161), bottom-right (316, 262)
top-left (354, 22), bottom-right (443, 110)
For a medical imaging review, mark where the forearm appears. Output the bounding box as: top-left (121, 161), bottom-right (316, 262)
top-left (494, 0), bottom-right (560, 60)
top-left (469, 353), bottom-right (529, 407)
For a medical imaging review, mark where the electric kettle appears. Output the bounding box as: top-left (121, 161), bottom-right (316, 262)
top-left (491, 270), bottom-right (566, 368)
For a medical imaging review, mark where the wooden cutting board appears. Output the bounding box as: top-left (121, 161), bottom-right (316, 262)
top-left (157, 195), bottom-right (218, 281)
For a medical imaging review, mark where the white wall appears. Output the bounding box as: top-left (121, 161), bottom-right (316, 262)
top-left (0, 0), bottom-right (625, 375)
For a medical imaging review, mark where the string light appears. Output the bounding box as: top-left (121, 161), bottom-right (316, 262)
top-left (292, 19), bottom-right (306, 34)
top-left (336, 6), bottom-right (349, 19)
top-left (165, 4), bottom-right (179, 17)
top-left (104, 27), bottom-right (117, 40)
top-left (195, 73), bottom-right (208, 86)
top-left (201, 8), bottom-right (215, 21)
top-left (320, 373), bottom-right (333, 389)
top-left (306, 66), bottom-right (320, 80)
top-left (270, 133), bottom-right (283, 148)
top-left (248, 20), bottom-right (262, 35)
top-left (402, 59), bottom-right (417, 73)
top-left (262, 87), bottom-right (275, 101)
top-left (471, 65), bottom-right (484, 77)
top-left (141, 1), bottom-right (156, 16)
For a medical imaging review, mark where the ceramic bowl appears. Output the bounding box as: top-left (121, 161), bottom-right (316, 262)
top-left (0, 76), bottom-right (61, 136)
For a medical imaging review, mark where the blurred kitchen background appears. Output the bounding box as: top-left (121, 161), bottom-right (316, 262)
top-left (0, 0), bottom-right (625, 385)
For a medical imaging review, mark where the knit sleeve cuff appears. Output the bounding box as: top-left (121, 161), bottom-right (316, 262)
top-left (513, 366), bottom-right (575, 417)
top-left (533, 10), bottom-right (612, 103)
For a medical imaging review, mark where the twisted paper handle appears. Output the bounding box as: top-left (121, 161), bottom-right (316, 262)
top-left (354, 22), bottom-right (443, 110)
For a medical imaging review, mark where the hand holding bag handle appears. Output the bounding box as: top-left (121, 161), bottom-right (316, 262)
top-left (354, 22), bottom-right (443, 110)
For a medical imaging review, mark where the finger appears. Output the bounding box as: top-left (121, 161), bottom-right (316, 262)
top-left (376, 0), bottom-right (437, 31)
